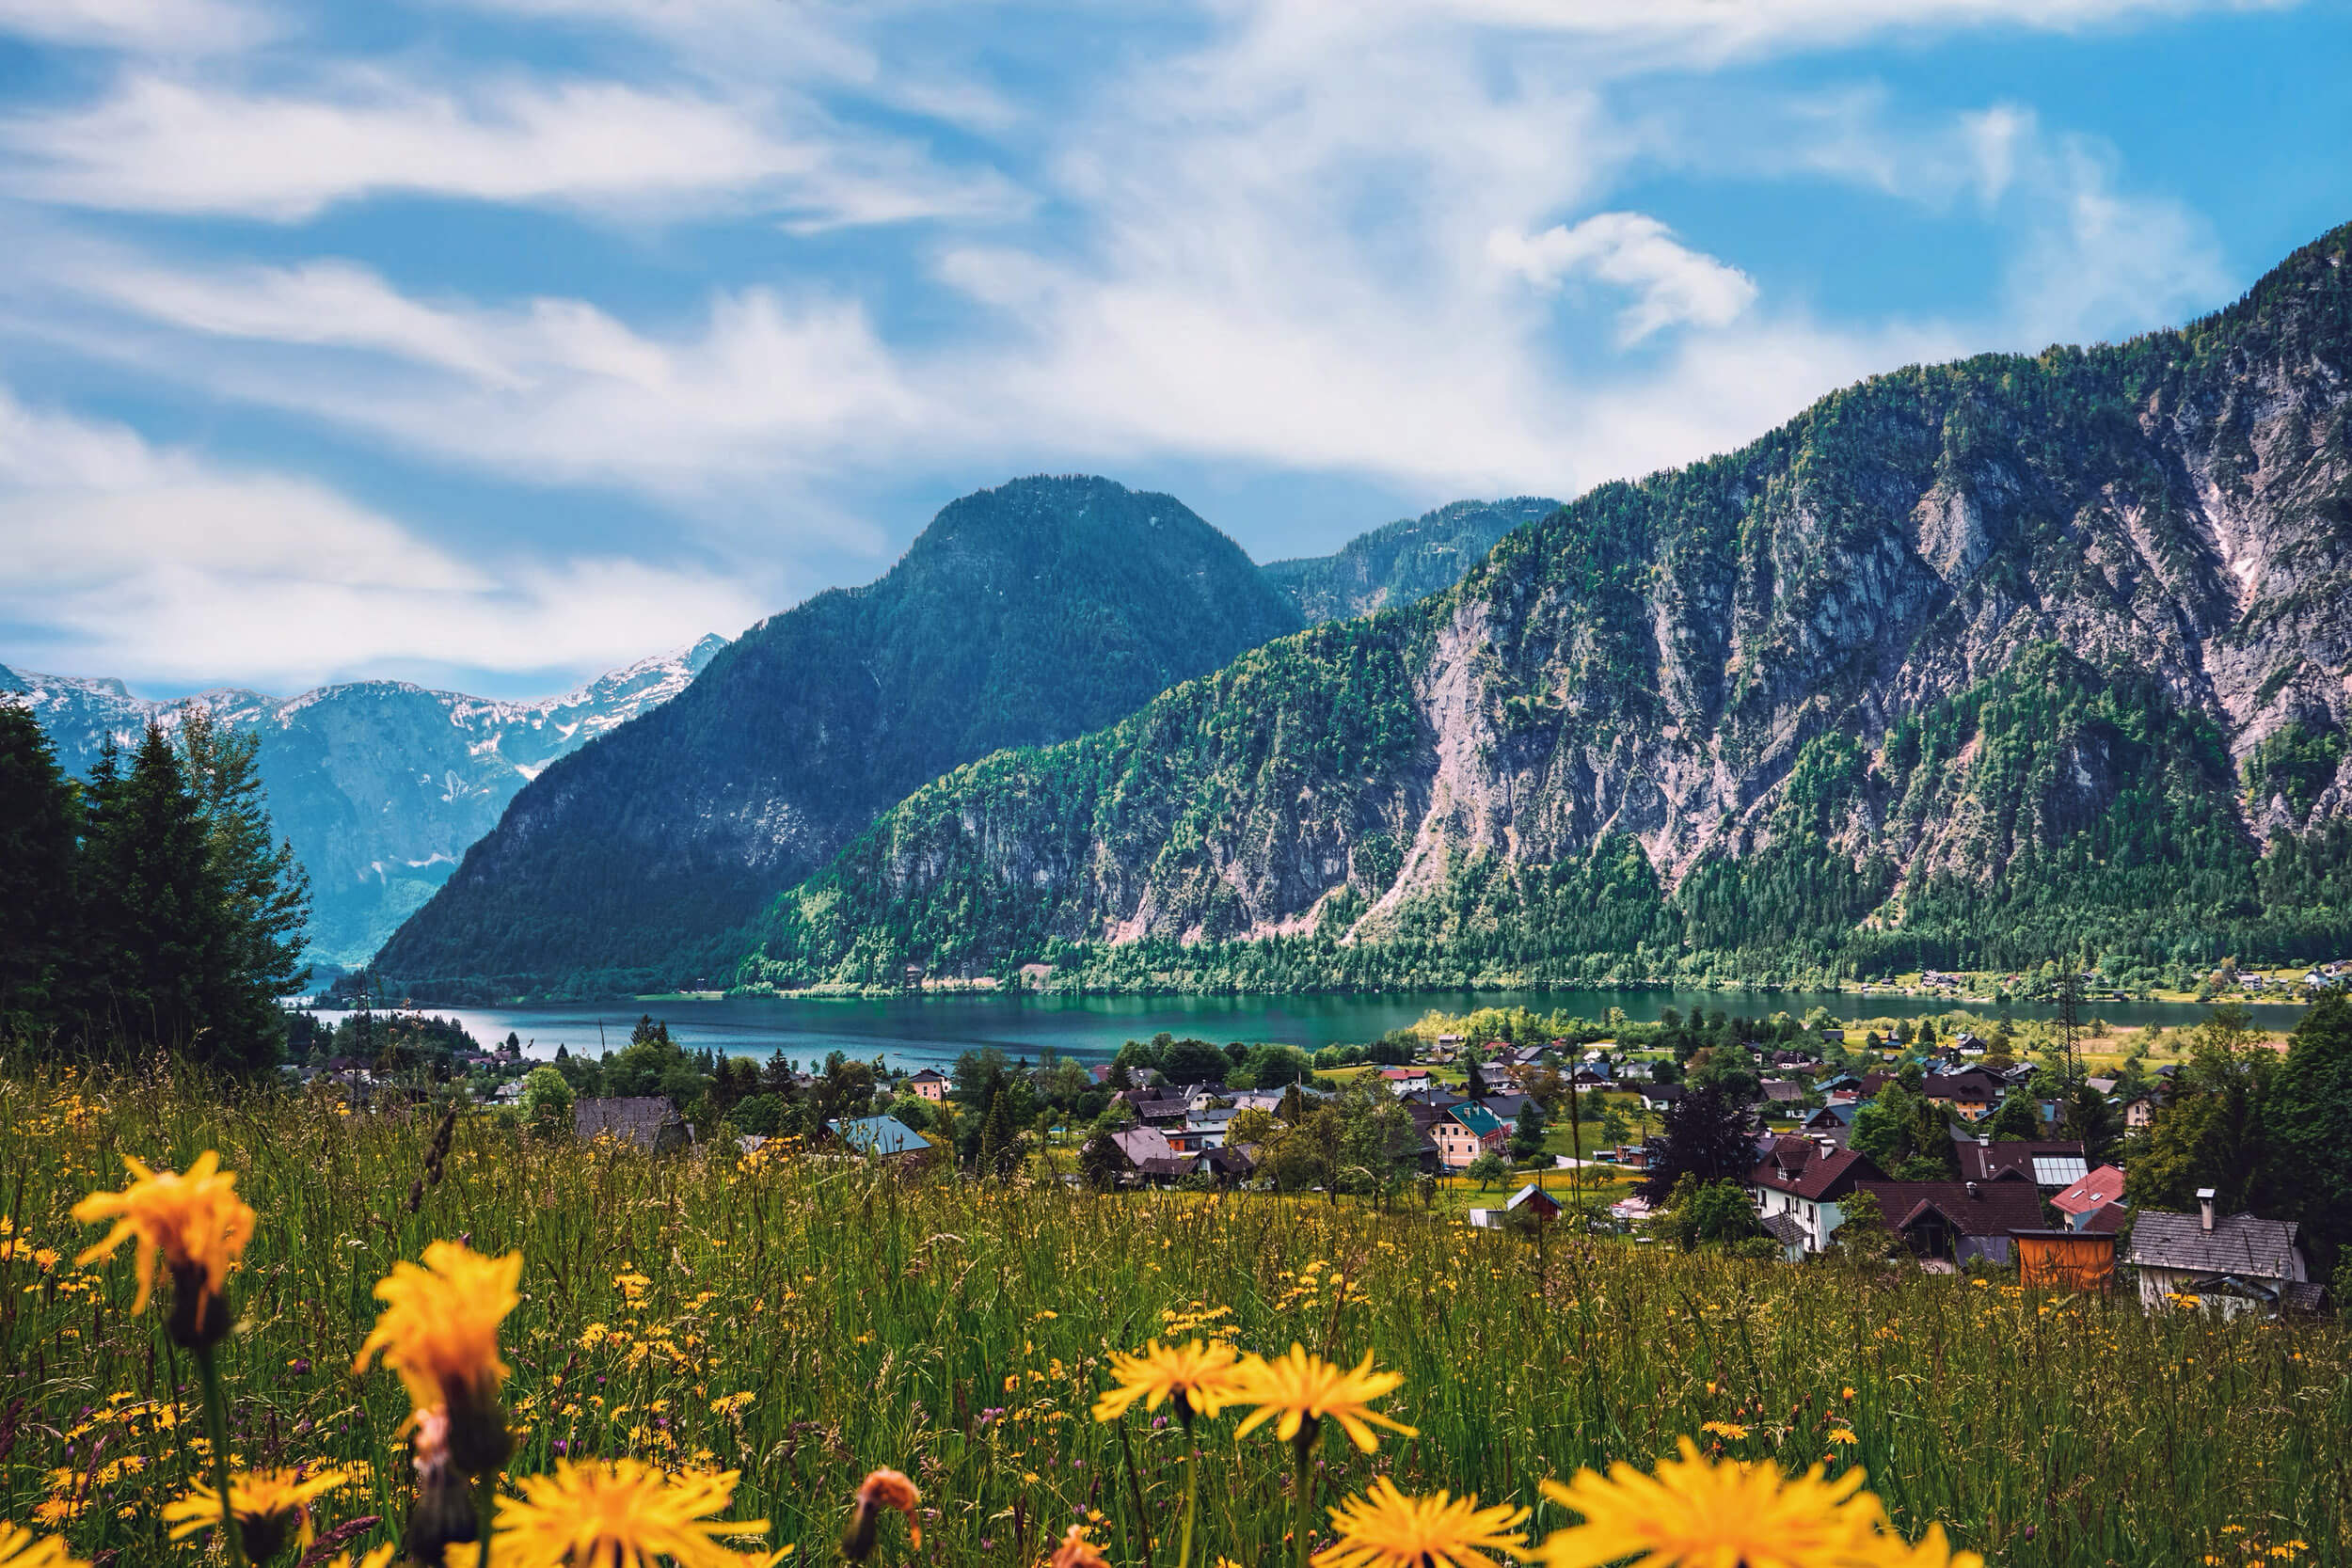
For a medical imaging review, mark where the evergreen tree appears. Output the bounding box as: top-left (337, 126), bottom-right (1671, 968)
top-left (1512, 1095), bottom-right (1548, 1162)
top-left (176, 709), bottom-right (310, 1054)
top-left (0, 705), bottom-right (81, 1031)
top-left (81, 726), bottom-right (229, 1059)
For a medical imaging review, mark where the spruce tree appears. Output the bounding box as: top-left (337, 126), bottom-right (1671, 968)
top-left (0, 704), bottom-right (81, 1031)
top-left (177, 709), bottom-right (310, 1055)
top-left (82, 725), bottom-right (223, 1056)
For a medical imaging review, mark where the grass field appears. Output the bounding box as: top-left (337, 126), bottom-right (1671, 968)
top-left (3, 1068), bottom-right (2348, 1567)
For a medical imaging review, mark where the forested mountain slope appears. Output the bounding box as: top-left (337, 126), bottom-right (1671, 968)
top-left (2, 639), bottom-right (726, 971)
top-left (372, 476), bottom-right (1307, 997)
top-left (1263, 497), bottom-right (1558, 623)
top-left (741, 220), bottom-right (2352, 992)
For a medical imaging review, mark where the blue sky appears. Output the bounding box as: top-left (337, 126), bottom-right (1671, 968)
top-left (0, 0), bottom-right (2345, 699)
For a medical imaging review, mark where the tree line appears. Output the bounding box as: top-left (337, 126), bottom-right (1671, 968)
top-left (1, 705), bottom-right (309, 1071)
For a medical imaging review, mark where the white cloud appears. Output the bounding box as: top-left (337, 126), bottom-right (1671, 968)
top-left (0, 0), bottom-right (264, 54)
top-left (1, 71), bottom-right (1022, 226)
top-left (0, 388), bottom-right (764, 690)
top-left (1488, 214), bottom-right (1759, 342)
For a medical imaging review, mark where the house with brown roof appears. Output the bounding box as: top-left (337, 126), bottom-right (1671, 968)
top-left (1744, 1137), bottom-right (1883, 1255)
top-left (1920, 1068), bottom-right (2006, 1120)
top-left (2124, 1191), bottom-right (2316, 1316)
top-left (1952, 1134), bottom-right (2089, 1191)
top-left (906, 1069), bottom-right (950, 1102)
top-left (1851, 1180), bottom-right (2048, 1268)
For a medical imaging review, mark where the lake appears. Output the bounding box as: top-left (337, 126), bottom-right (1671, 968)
top-left (303, 986), bottom-right (2311, 1073)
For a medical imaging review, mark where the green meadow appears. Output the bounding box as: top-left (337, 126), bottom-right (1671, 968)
top-left (3, 1069), bottom-right (2346, 1567)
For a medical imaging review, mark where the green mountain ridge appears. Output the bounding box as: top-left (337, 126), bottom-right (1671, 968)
top-left (735, 219), bottom-right (2352, 993)
top-left (373, 476), bottom-right (1312, 997)
top-left (1262, 497), bottom-right (1558, 623)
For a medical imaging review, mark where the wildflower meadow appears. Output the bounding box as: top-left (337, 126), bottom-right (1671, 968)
top-left (2, 1068), bottom-right (2346, 1567)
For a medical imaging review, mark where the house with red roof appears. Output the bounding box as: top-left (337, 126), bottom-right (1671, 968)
top-left (2049, 1164), bottom-right (2127, 1232)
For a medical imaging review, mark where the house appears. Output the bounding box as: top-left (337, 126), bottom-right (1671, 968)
top-left (2013, 1228), bottom-right (2118, 1292)
top-left (1920, 1068), bottom-right (2006, 1120)
top-left (818, 1116), bottom-right (935, 1165)
top-left (1380, 1068), bottom-right (1434, 1096)
top-left (1757, 1079), bottom-right (1805, 1109)
top-left (2119, 1089), bottom-right (2158, 1130)
top-left (1851, 1180), bottom-right (2048, 1268)
top-left (1745, 1137), bottom-right (1882, 1254)
top-left (1434, 1102), bottom-right (1509, 1169)
top-left (1478, 1091), bottom-right (1534, 1125)
top-left (575, 1098), bottom-right (693, 1155)
top-left (1638, 1085), bottom-right (1684, 1114)
top-left (1797, 1103), bottom-right (1856, 1148)
top-left (1953, 1135), bottom-right (2089, 1192)
top-left (1470, 1182), bottom-right (1563, 1229)
top-left (906, 1069), bottom-right (950, 1103)
top-left (2124, 1192), bottom-right (2315, 1316)
top-left (2050, 1164), bottom-right (2128, 1231)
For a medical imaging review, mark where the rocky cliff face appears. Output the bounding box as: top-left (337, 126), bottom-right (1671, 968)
top-left (744, 221), bottom-right (2352, 987)
top-left (2, 636), bottom-right (728, 971)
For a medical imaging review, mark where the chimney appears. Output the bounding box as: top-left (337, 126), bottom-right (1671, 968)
top-left (1965, 1180), bottom-right (1980, 1198)
top-left (2198, 1187), bottom-right (2216, 1232)
top-left (1977, 1134), bottom-right (1991, 1148)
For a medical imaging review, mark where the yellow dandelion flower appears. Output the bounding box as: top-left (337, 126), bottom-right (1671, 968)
top-left (162, 1467), bottom-right (348, 1562)
top-left (1050, 1525), bottom-right (1113, 1568)
top-left (353, 1241), bottom-right (522, 1472)
top-left (0, 1522), bottom-right (93, 1568)
top-left (319, 1549), bottom-right (399, 1568)
top-left (1314, 1476), bottom-right (1528, 1568)
top-left (1534, 1439), bottom-right (1887, 1568)
top-left (1232, 1345), bottom-right (1418, 1453)
top-left (1873, 1524), bottom-right (1984, 1568)
top-left (1827, 1428), bottom-right (1858, 1446)
top-left (1700, 1422), bottom-right (1749, 1441)
top-left (489, 1459), bottom-right (785, 1568)
top-left (1092, 1340), bottom-right (1244, 1424)
top-left (72, 1152), bottom-right (254, 1345)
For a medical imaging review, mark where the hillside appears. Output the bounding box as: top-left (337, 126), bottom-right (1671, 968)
top-left (372, 476), bottom-right (1307, 998)
top-left (739, 220), bottom-right (2352, 992)
top-left (1263, 497), bottom-right (1558, 623)
top-left (1, 637), bottom-right (726, 971)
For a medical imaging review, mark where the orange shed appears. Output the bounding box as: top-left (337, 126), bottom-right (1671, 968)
top-left (2013, 1227), bottom-right (2116, 1291)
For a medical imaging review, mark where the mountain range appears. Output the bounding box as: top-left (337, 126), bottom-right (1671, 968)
top-left (372, 477), bottom-right (1555, 998)
top-left (1, 639), bottom-right (727, 971)
top-left (727, 219), bottom-right (2352, 994)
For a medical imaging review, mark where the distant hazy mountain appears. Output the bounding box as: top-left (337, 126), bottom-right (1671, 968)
top-left (1263, 497), bottom-right (1559, 624)
top-left (372, 475), bottom-right (1309, 1000)
top-left (2, 636), bottom-right (728, 972)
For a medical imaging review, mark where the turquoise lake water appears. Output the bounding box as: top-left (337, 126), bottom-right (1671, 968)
top-left (306, 986), bottom-right (2309, 1073)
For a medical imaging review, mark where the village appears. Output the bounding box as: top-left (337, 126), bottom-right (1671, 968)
top-left (296, 986), bottom-right (2344, 1323)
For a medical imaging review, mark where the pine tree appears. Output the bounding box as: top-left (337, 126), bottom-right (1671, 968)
top-left (81, 725), bottom-right (224, 1056)
top-left (0, 704), bottom-right (81, 1030)
top-left (177, 709), bottom-right (310, 1056)
top-left (2263, 992), bottom-right (2352, 1278)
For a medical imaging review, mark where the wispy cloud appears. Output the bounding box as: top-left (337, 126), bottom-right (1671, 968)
top-left (0, 388), bottom-right (763, 690)
top-left (2, 70), bottom-right (1023, 225)
top-left (1488, 214), bottom-right (1759, 342)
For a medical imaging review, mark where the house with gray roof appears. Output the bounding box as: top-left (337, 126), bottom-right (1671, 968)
top-left (819, 1115), bottom-right (936, 1164)
top-left (575, 1097), bottom-right (692, 1154)
top-left (2124, 1191), bottom-right (2314, 1316)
